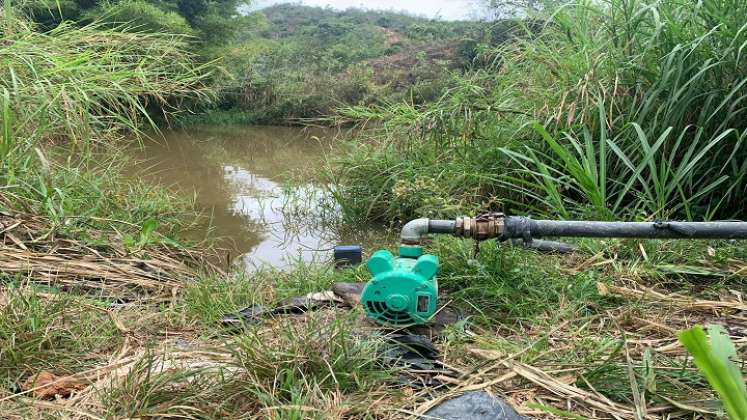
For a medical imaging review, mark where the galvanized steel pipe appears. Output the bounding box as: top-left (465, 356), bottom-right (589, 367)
top-left (429, 219), bottom-right (457, 234)
top-left (400, 219), bottom-right (457, 243)
top-left (400, 218), bottom-right (431, 244)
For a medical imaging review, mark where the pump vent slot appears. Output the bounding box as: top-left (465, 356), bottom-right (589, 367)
top-left (365, 300), bottom-right (413, 325)
top-left (417, 295), bottom-right (429, 313)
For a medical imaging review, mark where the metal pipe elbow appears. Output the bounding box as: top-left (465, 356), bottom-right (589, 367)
top-left (401, 218), bottom-right (430, 244)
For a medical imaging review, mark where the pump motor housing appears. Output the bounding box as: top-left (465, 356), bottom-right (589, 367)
top-left (361, 246), bottom-right (439, 326)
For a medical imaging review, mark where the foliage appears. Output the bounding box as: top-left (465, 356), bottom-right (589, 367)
top-left (258, 4), bottom-right (472, 42)
top-left (327, 133), bottom-right (500, 222)
top-left (0, 11), bottom-right (214, 404)
top-left (0, 9), bottom-right (213, 240)
top-left (501, 0), bottom-right (747, 220)
top-left (24, 0), bottom-right (245, 43)
top-left (331, 0), bottom-right (747, 223)
top-left (680, 325), bottom-right (747, 419)
top-left (3, 2), bottom-right (747, 418)
top-left (0, 12), bottom-right (214, 141)
top-left (82, 0), bottom-right (194, 35)
top-left (433, 236), bottom-right (602, 321)
top-left (195, 4), bottom-right (480, 124)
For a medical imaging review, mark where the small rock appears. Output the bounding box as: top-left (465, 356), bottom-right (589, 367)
top-left (424, 391), bottom-right (525, 420)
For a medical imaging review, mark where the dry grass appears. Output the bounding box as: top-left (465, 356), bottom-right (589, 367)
top-left (0, 203), bottom-right (222, 300)
top-left (0, 302), bottom-right (407, 419)
top-left (1, 219), bottom-right (745, 418)
top-left (1, 274), bottom-right (745, 418)
top-left (416, 248), bottom-right (747, 419)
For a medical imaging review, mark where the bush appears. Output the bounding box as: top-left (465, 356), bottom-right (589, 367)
top-left (83, 0), bottom-right (194, 35)
top-left (0, 12), bottom-right (213, 140)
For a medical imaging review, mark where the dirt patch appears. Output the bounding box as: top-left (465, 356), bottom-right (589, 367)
top-left (351, 42), bottom-right (461, 87)
top-left (372, 26), bottom-right (405, 46)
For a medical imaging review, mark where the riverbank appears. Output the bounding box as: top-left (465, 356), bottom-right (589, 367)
top-left (3, 123), bottom-right (745, 415)
top-left (3, 120), bottom-right (746, 417)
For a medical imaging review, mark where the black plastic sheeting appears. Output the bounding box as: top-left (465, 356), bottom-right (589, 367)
top-left (222, 291), bottom-right (343, 326)
top-left (424, 391), bottom-right (525, 420)
top-left (380, 334), bottom-right (441, 371)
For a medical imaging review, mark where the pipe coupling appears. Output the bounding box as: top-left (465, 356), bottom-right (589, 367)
top-left (455, 212), bottom-right (505, 241)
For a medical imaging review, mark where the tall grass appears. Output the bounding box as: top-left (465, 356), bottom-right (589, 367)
top-left (0, 10), bottom-right (214, 142)
top-left (331, 0), bottom-right (747, 222)
top-left (0, 8), bottom-right (215, 240)
top-left (503, 0), bottom-right (747, 220)
top-left (680, 325), bottom-right (747, 419)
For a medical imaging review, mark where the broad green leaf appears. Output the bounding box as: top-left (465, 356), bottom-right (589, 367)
top-left (679, 325), bottom-right (747, 419)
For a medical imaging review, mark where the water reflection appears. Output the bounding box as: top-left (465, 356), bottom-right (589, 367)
top-left (129, 124), bottom-right (357, 270)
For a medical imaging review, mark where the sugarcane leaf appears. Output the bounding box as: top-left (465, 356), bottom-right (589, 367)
top-left (708, 325), bottom-right (747, 400)
top-left (679, 325), bottom-right (747, 419)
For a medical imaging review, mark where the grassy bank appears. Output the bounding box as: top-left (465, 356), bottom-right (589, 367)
top-left (4, 234), bottom-right (745, 418)
top-left (0, 10), bottom-right (214, 232)
top-left (0, 9), bottom-right (216, 412)
top-left (0, 10), bottom-right (401, 418)
top-left (320, 0), bottom-right (747, 416)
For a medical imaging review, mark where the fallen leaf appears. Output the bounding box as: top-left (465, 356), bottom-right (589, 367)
top-left (468, 348), bottom-right (504, 360)
top-left (21, 371), bottom-right (86, 399)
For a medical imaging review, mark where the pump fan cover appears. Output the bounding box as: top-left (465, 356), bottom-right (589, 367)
top-left (361, 248), bottom-right (439, 326)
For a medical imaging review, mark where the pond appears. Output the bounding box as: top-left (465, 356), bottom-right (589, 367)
top-left (129, 125), bottom-right (387, 270)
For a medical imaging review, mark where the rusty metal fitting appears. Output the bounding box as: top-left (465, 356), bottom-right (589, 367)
top-left (455, 212), bottom-right (505, 241)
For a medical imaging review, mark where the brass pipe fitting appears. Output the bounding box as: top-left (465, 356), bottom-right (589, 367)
top-left (454, 212), bottom-right (505, 241)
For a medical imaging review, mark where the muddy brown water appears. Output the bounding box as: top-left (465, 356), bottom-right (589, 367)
top-left (129, 125), bottom-right (388, 270)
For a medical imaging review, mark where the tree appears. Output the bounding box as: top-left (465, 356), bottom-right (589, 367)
top-left (84, 0), bottom-right (194, 35)
top-left (24, 0), bottom-right (249, 45)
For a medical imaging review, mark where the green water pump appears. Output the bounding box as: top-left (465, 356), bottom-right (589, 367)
top-left (361, 245), bottom-right (439, 326)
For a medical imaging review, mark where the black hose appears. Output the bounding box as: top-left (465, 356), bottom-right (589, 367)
top-left (504, 217), bottom-right (747, 240)
top-left (510, 238), bottom-right (577, 253)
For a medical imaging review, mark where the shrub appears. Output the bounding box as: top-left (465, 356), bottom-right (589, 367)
top-left (0, 10), bottom-right (213, 141)
top-left (83, 0), bottom-right (194, 35)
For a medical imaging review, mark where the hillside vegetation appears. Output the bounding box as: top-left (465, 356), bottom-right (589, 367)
top-left (24, 0), bottom-right (244, 43)
top-left (201, 4), bottom-right (488, 123)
